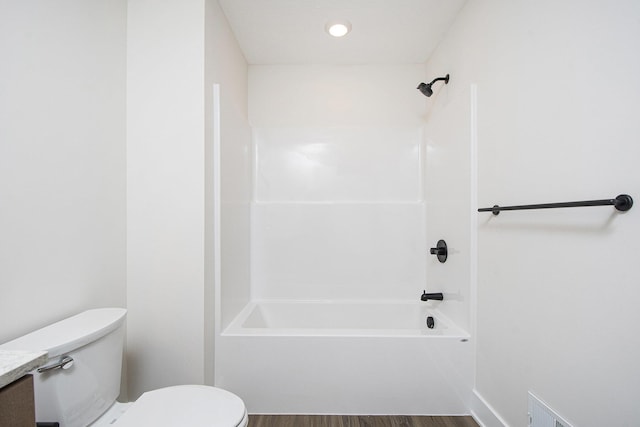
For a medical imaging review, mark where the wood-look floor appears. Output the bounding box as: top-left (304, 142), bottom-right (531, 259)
top-left (248, 415), bottom-right (479, 427)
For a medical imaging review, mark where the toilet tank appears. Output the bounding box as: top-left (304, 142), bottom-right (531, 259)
top-left (0, 308), bottom-right (127, 427)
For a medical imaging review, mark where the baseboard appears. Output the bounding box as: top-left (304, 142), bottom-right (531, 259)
top-left (470, 389), bottom-right (509, 427)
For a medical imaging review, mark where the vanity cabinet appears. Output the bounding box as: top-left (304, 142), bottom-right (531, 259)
top-left (0, 374), bottom-right (36, 427)
top-left (0, 350), bottom-right (47, 427)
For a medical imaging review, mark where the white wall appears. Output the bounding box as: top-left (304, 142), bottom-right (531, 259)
top-left (426, 0), bottom-right (640, 425)
top-left (0, 0), bottom-right (127, 342)
top-left (127, 0), bottom-right (249, 396)
top-left (249, 65), bottom-right (425, 128)
top-left (126, 0), bottom-right (207, 399)
top-left (248, 65), bottom-right (428, 302)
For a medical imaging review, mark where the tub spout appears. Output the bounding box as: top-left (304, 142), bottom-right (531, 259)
top-left (421, 291), bottom-right (444, 301)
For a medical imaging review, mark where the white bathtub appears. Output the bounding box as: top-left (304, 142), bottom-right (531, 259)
top-left (224, 300), bottom-right (469, 337)
top-left (216, 300), bottom-right (473, 415)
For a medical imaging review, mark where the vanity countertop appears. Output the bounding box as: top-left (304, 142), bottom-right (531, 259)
top-left (0, 350), bottom-right (48, 388)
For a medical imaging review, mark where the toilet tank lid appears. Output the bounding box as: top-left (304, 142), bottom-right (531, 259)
top-left (0, 308), bottom-right (127, 358)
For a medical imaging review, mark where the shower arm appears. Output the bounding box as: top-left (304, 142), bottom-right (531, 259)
top-left (428, 75), bottom-right (449, 86)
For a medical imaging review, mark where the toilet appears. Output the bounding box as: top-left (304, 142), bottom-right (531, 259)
top-left (0, 308), bottom-right (248, 427)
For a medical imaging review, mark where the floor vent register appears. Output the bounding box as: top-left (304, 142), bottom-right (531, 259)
top-left (528, 392), bottom-right (574, 427)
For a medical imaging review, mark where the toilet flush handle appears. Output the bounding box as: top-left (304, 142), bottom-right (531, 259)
top-left (37, 356), bottom-right (74, 373)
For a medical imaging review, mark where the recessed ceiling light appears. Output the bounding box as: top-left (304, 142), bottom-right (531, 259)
top-left (326, 21), bottom-right (351, 38)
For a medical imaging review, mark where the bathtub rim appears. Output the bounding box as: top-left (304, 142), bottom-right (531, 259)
top-left (222, 299), bottom-right (470, 338)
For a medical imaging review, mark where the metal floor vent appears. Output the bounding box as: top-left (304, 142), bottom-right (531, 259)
top-left (528, 392), bottom-right (574, 427)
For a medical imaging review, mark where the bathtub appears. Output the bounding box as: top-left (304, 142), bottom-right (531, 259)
top-left (224, 300), bottom-right (469, 337)
top-left (216, 300), bottom-right (473, 415)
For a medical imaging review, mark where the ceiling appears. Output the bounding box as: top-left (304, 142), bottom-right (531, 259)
top-left (217, 0), bottom-right (468, 65)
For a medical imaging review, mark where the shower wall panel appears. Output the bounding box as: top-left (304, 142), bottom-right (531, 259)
top-left (254, 127), bottom-right (423, 202)
top-left (251, 200), bottom-right (426, 300)
top-left (251, 127), bottom-right (426, 300)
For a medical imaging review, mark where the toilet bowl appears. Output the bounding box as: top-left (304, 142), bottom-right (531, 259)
top-left (0, 308), bottom-right (248, 427)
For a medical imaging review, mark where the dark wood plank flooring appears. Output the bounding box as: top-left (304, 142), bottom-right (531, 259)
top-left (248, 415), bottom-right (479, 427)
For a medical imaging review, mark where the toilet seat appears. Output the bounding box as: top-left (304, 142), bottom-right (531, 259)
top-left (112, 385), bottom-right (248, 427)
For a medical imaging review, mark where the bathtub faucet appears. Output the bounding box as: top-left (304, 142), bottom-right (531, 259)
top-left (421, 291), bottom-right (444, 301)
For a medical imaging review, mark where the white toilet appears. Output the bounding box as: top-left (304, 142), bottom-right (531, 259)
top-left (0, 308), bottom-right (248, 427)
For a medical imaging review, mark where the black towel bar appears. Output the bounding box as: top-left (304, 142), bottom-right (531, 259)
top-left (478, 194), bottom-right (633, 215)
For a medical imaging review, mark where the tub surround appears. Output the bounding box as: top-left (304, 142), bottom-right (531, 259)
top-left (0, 350), bottom-right (48, 389)
top-left (214, 64), bottom-right (474, 414)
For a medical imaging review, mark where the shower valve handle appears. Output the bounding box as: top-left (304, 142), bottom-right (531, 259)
top-left (429, 239), bottom-right (448, 263)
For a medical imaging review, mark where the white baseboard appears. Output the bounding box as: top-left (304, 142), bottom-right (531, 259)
top-left (470, 389), bottom-right (509, 427)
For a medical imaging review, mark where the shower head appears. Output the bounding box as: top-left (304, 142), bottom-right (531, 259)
top-left (417, 82), bottom-right (433, 97)
top-left (417, 74), bottom-right (450, 97)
